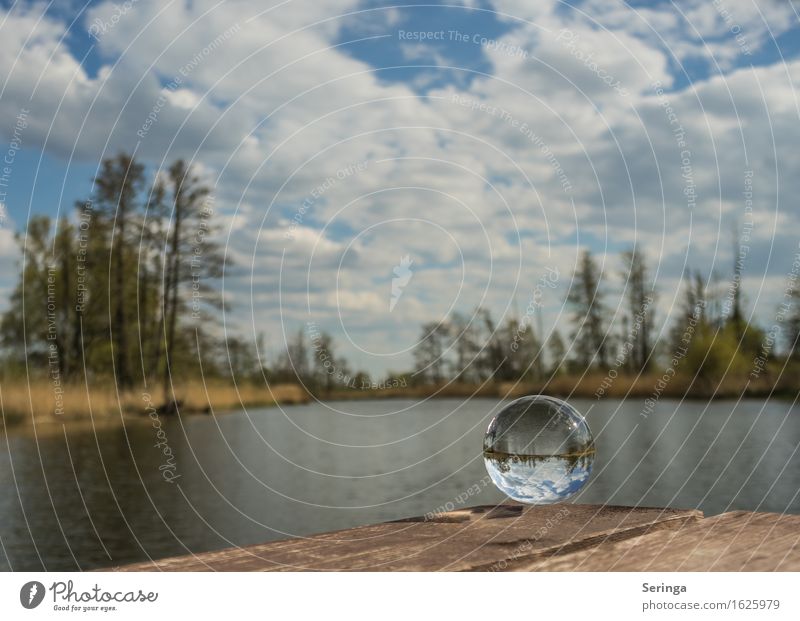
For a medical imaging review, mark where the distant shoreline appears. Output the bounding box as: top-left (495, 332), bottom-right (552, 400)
top-left (3, 372), bottom-right (796, 428)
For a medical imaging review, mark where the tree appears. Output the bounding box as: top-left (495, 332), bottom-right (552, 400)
top-left (546, 328), bottom-right (567, 376)
top-left (93, 153), bottom-right (145, 389)
top-left (668, 269), bottom-right (706, 357)
top-left (785, 288), bottom-right (800, 360)
top-left (353, 370), bottom-right (371, 389)
top-left (157, 160), bottom-right (227, 402)
top-left (448, 311), bottom-right (484, 382)
top-left (140, 176), bottom-right (169, 380)
top-left (0, 216), bottom-right (53, 370)
top-left (681, 321), bottom-right (752, 384)
top-left (413, 321), bottom-right (449, 384)
top-left (274, 328), bottom-right (311, 385)
top-left (1, 217), bottom-right (82, 383)
top-left (223, 336), bottom-right (263, 384)
top-left (0, 154), bottom-right (234, 400)
top-left (50, 219), bottom-right (80, 380)
top-left (705, 270), bottom-right (726, 328)
top-left (621, 247), bottom-right (656, 373)
top-left (309, 329), bottom-right (338, 395)
top-left (504, 316), bottom-right (542, 381)
top-left (723, 227), bottom-right (766, 361)
top-left (567, 250), bottom-right (609, 370)
top-left (475, 307), bottom-right (505, 380)
top-left (728, 225), bottom-right (745, 339)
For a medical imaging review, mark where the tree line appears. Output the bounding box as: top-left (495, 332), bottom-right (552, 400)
top-left (408, 246), bottom-right (800, 389)
top-left (0, 153), bottom-right (234, 403)
top-left (266, 244), bottom-right (800, 394)
top-left (3, 153), bottom-right (799, 399)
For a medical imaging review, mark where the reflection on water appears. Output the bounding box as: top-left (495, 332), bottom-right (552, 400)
top-left (484, 450), bottom-right (595, 504)
top-left (1, 398), bottom-right (799, 570)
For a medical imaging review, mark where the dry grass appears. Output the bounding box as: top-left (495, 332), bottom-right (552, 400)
top-left (324, 381), bottom-right (502, 401)
top-left (501, 370), bottom-right (797, 400)
top-left (323, 374), bottom-right (702, 401)
top-left (173, 382), bottom-right (309, 412)
top-left (1, 382), bottom-right (126, 426)
top-left (324, 371), bottom-right (793, 403)
top-left (499, 374), bottom-right (693, 400)
top-left (0, 380), bottom-right (309, 427)
top-left (3, 370), bottom-right (794, 428)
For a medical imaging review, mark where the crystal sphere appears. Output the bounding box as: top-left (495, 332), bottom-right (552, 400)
top-left (483, 395), bottom-right (595, 504)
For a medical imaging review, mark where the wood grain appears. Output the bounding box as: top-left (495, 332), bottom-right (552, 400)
top-left (111, 503), bottom-right (700, 571)
top-left (516, 511), bottom-right (800, 571)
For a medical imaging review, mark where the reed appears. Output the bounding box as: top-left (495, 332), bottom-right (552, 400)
top-left (3, 370), bottom-right (792, 428)
top-left (0, 381), bottom-right (309, 427)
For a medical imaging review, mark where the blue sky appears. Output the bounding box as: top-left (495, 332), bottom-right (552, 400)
top-left (1, 0), bottom-right (800, 376)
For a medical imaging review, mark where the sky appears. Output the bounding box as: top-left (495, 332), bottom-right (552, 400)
top-left (0, 0), bottom-right (799, 376)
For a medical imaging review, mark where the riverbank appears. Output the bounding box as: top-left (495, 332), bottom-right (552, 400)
top-left (0, 381), bottom-right (309, 427)
top-left (2, 369), bottom-right (796, 427)
top-left (321, 369), bottom-right (799, 402)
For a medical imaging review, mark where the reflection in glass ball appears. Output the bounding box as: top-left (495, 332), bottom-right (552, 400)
top-left (483, 395), bottom-right (595, 504)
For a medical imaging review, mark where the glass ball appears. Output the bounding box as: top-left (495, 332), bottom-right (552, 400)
top-left (483, 395), bottom-right (595, 504)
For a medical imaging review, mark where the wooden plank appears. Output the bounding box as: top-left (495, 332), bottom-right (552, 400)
top-left (111, 504), bottom-right (700, 571)
top-left (517, 511), bottom-right (800, 571)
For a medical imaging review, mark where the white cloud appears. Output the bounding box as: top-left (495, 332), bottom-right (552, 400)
top-left (0, 0), bottom-right (798, 373)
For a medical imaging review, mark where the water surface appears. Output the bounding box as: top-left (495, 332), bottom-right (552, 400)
top-left (1, 397), bottom-right (798, 570)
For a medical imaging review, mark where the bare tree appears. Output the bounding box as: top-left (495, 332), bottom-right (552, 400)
top-left (413, 321), bottom-right (449, 384)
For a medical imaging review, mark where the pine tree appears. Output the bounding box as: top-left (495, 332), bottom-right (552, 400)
top-left (567, 250), bottom-right (609, 370)
top-left (93, 153), bottom-right (145, 389)
top-left (621, 247), bottom-right (656, 372)
top-left (0, 154), bottom-right (232, 399)
top-left (0, 217), bottom-right (52, 369)
top-left (506, 316), bottom-right (542, 381)
top-left (546, 328), bottom-right (567, 376)
top-left (159, 160), bottom-right (227, 402)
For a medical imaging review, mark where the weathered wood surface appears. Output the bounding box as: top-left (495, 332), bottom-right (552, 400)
top-left (517, 510), bottom-right (800, 572)
top-left (111, 503), bottom-right (800, 571)
top-left (112, 504), bottom-right (701, 571)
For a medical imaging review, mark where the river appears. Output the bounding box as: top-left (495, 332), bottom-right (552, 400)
top-left (1, 397), bottom-right (798, 570)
